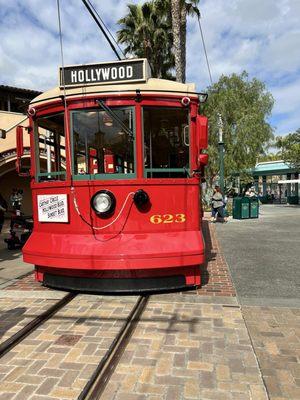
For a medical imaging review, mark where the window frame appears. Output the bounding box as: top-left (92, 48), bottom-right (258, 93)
top-left (34, 112), bottom-right (67, 182)
top-left (142, 106), bottom-right (191, 179)
top-left (70, 106), bottom-right (136, 181)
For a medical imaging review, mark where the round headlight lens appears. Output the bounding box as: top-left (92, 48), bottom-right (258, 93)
top-left (91, 190), bottom-right (116, 215)
top-left (93, 193), bottom-right (111, 213)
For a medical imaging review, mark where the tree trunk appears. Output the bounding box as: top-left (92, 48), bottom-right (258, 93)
top-left (180, 4), bottom-right (186, 83)
top-left (171, 0), bottom-right (183, 82)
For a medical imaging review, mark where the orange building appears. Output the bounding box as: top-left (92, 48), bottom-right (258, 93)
top-left (0, 85), bottom-right (41, 215)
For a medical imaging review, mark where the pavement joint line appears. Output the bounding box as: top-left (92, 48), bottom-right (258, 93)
top-left (0, 291), bottom-right (240, 304)
top-left (0, 290), bottom-right (67, 299)
top-left (240, 297), bottom-right (300, 308)
top-left (11, 270), bottom-right (34, 280)
top-left (221, 304), bottom-right (240, 308)
top-left (241, 306), bottom-right (271, 400)
top-left (0, 280), bottom-right (21, 290)
top-left (0, 276), bottom-right (15, 283)
top-left (149, 294), bottom-right (239, 306)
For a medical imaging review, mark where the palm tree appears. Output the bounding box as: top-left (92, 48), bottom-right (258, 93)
top-left (170, 0), bottom-right (182, 82)
top-left (117, 2), bottom-right (174, 79)
top-left (171, 0), bottom-right (200, 83)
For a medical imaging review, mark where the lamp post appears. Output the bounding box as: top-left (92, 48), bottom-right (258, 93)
top-left (218, 113), bottom-right (224, 193)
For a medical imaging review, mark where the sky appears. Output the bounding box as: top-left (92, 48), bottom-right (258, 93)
top-left (0, 0), bottom-right (299, 137)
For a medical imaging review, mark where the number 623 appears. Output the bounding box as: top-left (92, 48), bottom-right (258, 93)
top-left (150, 214), bottom-right (186, 224)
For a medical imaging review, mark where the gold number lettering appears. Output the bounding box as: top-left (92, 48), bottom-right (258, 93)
top-left (175, 214), bottom-right (186, 223)
top-left (150, 213), bottom-right (186, 224)
top-left (150, 215), bottom-right (162, 224)
top-left (163, 214), bottom-right (173, 223)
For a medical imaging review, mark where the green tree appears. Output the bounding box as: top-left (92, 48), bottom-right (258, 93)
top-left (170, 0), bottom-right (200, 83)
top-left (202, 71), bottom-right (274, 186)
top-left (257, 153), bottom-right (281, 163)
top-left (117, 2), bottom-right (174, 78)
top-left (276, 130), bottom-right (300, 169)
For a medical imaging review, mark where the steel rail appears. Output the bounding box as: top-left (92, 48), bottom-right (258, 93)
top-left (78, 295), bottom-right (149, 400)
top-left (0, 292), bottom-right (76, 358)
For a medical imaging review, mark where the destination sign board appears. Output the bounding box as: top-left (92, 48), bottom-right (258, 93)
top-left (59, 59), bottom-right (150, 87)
top-left (37, 194), bottom-right (68, 223)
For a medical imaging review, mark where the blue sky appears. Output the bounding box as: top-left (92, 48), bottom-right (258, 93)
top-left (0, 0), bottom-right (299, 136)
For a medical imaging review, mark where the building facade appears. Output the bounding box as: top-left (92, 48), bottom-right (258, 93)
top-left (252, 160), bottom-right (299, 204)
top-left (0, 85), bottom-right (41, 215)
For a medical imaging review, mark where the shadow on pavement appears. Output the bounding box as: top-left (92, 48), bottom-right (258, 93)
top-left (0, 242), bottom-right (23, 262)
top-left (0, 307), bottom-right (27, 341)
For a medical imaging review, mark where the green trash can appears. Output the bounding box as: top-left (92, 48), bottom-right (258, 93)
top-left (249, 197), bottom-right (259, 218)
top-left (233, 197), bottom-right (250, 219)
top-left (287, 196), bottom-right (299, 205)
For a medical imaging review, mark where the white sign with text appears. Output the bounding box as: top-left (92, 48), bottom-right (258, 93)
top-left (37, 194), bottom-right (68, 223)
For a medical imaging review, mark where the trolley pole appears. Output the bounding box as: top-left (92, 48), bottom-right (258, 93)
top-left (218, 113), bottom-right (225, 193)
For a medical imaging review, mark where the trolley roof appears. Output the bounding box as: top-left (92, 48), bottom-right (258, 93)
top-left (30, 78), bottom-right (198, 106)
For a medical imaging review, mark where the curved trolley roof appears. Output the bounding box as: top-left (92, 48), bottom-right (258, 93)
top-left (30, 78), bottom-right (198, 106)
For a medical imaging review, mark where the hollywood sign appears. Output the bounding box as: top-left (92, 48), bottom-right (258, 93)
top-left (60, 59), bottom-right (149, 87)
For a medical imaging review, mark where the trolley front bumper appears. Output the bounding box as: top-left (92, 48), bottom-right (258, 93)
top-left (23, 230), bottom-right (205, 269)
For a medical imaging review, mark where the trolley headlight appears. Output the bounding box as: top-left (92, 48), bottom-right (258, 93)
top-left (91, 190), bottom-right (116, 216)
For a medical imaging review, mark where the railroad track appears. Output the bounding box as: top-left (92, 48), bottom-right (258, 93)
top-left (0, 292), bottom-right (149, 399)
top-left (78, 295), bottom-right (149, 400)
top-left (0, 292), bottom-right (76, 358)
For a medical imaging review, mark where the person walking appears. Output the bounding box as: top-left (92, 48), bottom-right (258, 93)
top-left (210, 186), bottom-right (228, 223)
top-left (0, 193), bottom-right (8, 233)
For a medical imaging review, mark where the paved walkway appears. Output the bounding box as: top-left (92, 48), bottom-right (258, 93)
top-left (215, 204), bottom-right (300, 399)
top-left (215, 204), bottom-right (300, 307)
top-left (0, 291), bottom-right (267, 400)
top-left (0, 295), bottom-right (138, 400)
top-left (243, 306), bottom-right (300, 400)
top-left (102, 296), bottom-right (267, 400)
top-left (0, 296), bottom-right (59, 346)
top-left (0, 221), bottom-right (34, 290)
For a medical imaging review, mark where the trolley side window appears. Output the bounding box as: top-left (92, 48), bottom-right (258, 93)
top-left (34, 113), bottom-right (66, 182)
top-left (71, 108), bottom-right (135, 179)
top-left (143, 107), bottom-right (190, 178)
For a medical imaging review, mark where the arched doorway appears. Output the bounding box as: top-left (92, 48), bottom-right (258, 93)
top-left (0, 156), bottom-right (32, 215)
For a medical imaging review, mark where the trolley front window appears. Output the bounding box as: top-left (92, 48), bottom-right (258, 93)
top-left (71, 107), bottom-right (135, 179)
top-left (143, 107), bottom-right (190, 178)
top-left (35, 113), bottom-right (66, 182)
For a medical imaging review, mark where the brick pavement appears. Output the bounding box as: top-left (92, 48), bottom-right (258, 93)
top-left (198, 220), bottom-right (236, 297)
top-left (0, 295), bottom-right (138, 400)
top-left (1, 294), bottom-right (298, 399)
top-left (101, 296), bottom-right (267, 400)
top-left (243, 306), bottom-right (300, 400)
top-left (4, 273), bottom-right (48, 291)
top-left (0, 298), bottom-right (57, 345)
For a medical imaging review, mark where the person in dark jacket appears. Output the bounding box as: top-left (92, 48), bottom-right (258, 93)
top-left (210, 186), bottom-right (228, 223)
top-left (0, 193), bottom-right (8, 233)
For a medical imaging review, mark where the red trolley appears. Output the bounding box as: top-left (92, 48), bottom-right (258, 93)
top-left (17, 58), bottom-right (208, 292)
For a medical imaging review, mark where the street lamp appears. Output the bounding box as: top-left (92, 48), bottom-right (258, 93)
top-left (217, 113), bottom-right (224, 193)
